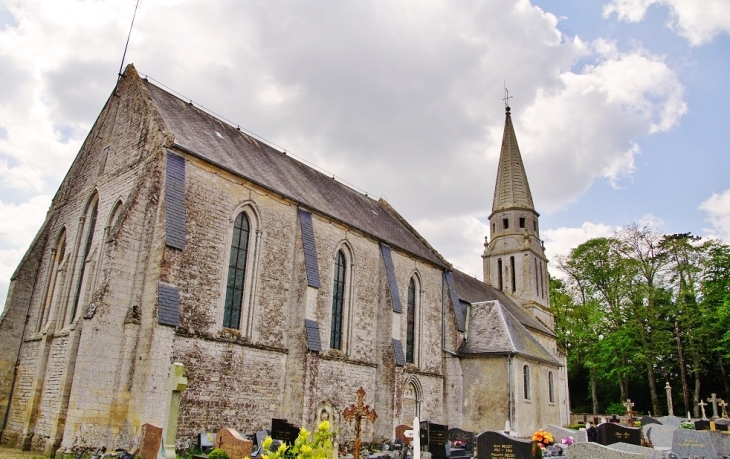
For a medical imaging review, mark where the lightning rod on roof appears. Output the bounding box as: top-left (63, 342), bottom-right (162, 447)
top-left (118, 0), bottom-right (141, 80)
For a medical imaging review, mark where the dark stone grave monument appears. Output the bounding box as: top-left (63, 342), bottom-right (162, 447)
top-left (476, 431), bottom-right (537, 459)
top-left (694, 419), bottom-right (711, 431)
top-left (420, 421), bottom-right (448, 459)
top-left (447, 428), bottom-right (475, 458)
top-left (271, 418), bottom-right (299, 445)
top-left (596, 422), bottom-right (641, 446)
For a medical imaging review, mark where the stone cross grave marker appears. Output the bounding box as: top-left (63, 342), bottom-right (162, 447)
top-left (159, 362), bottom-right (188, 459)
top-left (720, 399), bottom-right (729, 419)
top-left (343, 387), bottom-right (378, 459)
top-left (665, 381), bottom-right (674, 416)
top-left (707, 393), bottom-right (719, 418)
top-left (624, 399), bottom-right (635, 424)
top-left (698, 399), bottom-right (709, 420)
top-left (404, 417), bottom-right (420, 459)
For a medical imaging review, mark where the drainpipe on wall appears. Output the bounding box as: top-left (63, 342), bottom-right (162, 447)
top-left (507, 354), bottom-right (514, 430)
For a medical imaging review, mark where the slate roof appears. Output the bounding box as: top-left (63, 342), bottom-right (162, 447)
top-left (141, 76), bottom-right (447, 268)
top-left (458, 300), bottom-right (561, 366)
top-left (451, 269), bottom-right (555, 337)
top-left (492, 106), bottom-right (535, 214)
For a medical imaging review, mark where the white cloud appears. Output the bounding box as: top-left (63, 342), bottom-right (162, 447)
top-left (0, 195), bottom-right (51, 246)
top-left (700, 189), bottom-right (730, 242)
top-left (603, 0), bottom-right (730, 45)
top-left (542, 222), bottom-right (616, 275)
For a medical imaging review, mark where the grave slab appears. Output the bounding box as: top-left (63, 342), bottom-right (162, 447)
top-left (476, 431), bottom-right (536, 459)
top-left (638, 416), bottom-right (661, 426)
top-left (655, 416), bottom-right (682, 429)
top-left (596, 423), bottom-right (641, 446)
top-left (671, 429), bottom-right (720, 459)
top-left (610, 442), bottom-right (664, 459)
top-left (216, 427), bottom-right (253, 459)
top-left (567, 442), bottom-right (645, 459)
top-left (642, 424), bottom-right (676, 450)
top-left (139, 423), bottom-right (163, 459)
top-left (545, 425), bottom-right (587, 444)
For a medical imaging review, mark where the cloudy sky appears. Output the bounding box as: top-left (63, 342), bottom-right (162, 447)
top-left (0, 0), bottom-right (729, 306)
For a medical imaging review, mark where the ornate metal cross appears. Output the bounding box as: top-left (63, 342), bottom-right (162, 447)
top-left (625, 399), bottom-right (635, 424)
top-left (343, 387), bottom-right (378, 459)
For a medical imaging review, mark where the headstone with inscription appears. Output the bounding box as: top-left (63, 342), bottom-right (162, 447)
top-left (396, 425), bottom-right (413, 445)
top-left (671, 429), bottom-right (721, 459)
top-left (476, 431), bottom-right (536, 459)
top-left (197, 432), bottom-right (216, 453)
top-left (596, 423), bottom-right (641, 446)
top-left (420, 421), bottom-right (448, 459)
top-left (567, 442), bottom-right (644, 459)
top-left (447, 428), bottom-right (475, 458)
top-left (271, 418), bottom-right (299, 445)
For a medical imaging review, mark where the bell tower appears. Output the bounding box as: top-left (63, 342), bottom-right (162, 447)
top-left (482, 105), bottom-right (552, 328)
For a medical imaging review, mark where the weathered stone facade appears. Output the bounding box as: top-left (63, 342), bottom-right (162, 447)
top-left (0, 65), bottom-right (568, 455)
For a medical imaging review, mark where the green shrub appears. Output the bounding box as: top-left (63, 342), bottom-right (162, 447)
top-left (208, 448), bottom-right (231, 459)
top-left (605, 402), bottom-right (626, 415)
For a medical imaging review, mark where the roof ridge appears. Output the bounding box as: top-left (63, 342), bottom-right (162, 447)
top-left (494, 301), bottom-right (517, 352)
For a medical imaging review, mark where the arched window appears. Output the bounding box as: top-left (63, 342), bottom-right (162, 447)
top-left (510, 256), bottom-right (516, 293)
top-left (402, 377), bottom-right (422, 423)
top-left (497, 258), bottom-right (503, 290)
top-left (548, 371), bottom-right (555, 403)
top-left (406, 277), bottom-right (417, 364)
top-left (330, 249), bottom-right (347, 350)
top-left (70, 196), bottom-right (99, 323)
top-left (523, 364), bottom-right (531, 400)
top-left (39, 230), bottom-right (67, 330)
top-left (223, 212), bottom-right (251, 329)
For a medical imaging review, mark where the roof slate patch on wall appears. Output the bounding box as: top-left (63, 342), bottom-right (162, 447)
top-left (445, 271), bottom-right (467, 332)
top-left (165, 151), bottom-right (186, 250)
top-left (299, 209), bottom-right (321, 289)
top-left (158, 283), bottom-right (180, 327)
top-left (392, 338), bottom-right (406, 366)
top-left (304, 319), bottom-right (322, 352)
top-left (380, 244), bottom-right (402, 313)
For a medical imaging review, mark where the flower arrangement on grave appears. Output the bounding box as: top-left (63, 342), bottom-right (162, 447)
top-left (531, 430), bottom-right (553, 448)
top-left (560, 436), bottom-right (574, 446)
top-left (260, 421), bottom-right (334, 459)
top-left (680, 421), bottom-right (696, 429)
top-left (208, 448), bottom-right (231, 459)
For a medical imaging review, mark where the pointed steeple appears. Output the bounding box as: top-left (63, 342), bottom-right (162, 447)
top-left (492, 106), bottom-right (534, 213)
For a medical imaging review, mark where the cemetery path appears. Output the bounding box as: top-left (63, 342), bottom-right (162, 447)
top-left (0, 447), bottom-right (47, 459)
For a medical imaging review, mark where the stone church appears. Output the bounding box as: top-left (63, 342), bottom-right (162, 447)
top-left (0, 65), bottom-right (568, 455)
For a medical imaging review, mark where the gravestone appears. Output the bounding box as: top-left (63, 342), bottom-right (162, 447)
top-left (609, 442), bottom-right (664, 459)
top-left (271, 418), bottom-right (299, 445)
top-left (139, 423), bottom-right (163, 459)
top-left (567, 442), bottom-right (644, 459)
top-left (216, 428), bottom-right (253, 459)
top-left (655, 416), bottom-right (682, 428)
top-left (715, 417), bottom-right (730, 432)
top-left (396, 424), bottom-right (413, 445)
top-left (421, 421), bottom-right (448, 459)
top-left (639, 415), bottom-right (661, 426)
top-left (159, 362), bottom-right (188, 459)
top-left (545, 425), bottom-right (587, 444)
top-left (708, 393), bottom-right (720, 419)
top-left (596, 423), bottom-right (641, 446)
top-left (643, 424), bottom-right (676, 450)
top-left (447, 428), bottom-right (474, 458)
top-left (672, 429), bottom-right (721, 459)
top-left (254, 430), bottom-right (269, 450)
top-left (694, 419), bottom-right (711, 430)
top-left (197, 432), bottom-right (215, 453)
top-left (476, 431), bottom-right (536, 459)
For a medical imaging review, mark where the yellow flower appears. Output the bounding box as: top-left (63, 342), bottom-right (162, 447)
top-left (299, 428), bottom-right (311, 440)
top-left (318, 420), bottom-right (330, 432)
top-left (277, 443), bottom-right (288, 454)
top-left (263, 436), bottom-right (273, 451)
top-left (301, 445), bottom-right (313, 455)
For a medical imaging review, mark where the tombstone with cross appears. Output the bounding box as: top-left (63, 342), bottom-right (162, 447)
top-left (159, 363), bottom-right (188, 459)
top-left (343, 387), bottom-right (378, 459)
top-left (624, 399), bottom-right (635, 424)
top-left (665, 381), bottom-right (674, 416)
top-left (698, 400), bottom-right (709, 420)
top-left (404, 417), bottom-right (421, 459)
top-left (707, 393), bottom-right (719, 419)
top-left (720, 399), bottom-right (729, 419)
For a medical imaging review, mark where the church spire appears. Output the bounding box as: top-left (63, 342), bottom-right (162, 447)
top-left (491, 106), bottom-right (534, 214)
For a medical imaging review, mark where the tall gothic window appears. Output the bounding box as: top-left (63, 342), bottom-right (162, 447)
top-left (70, 197), bottom-right (98, 322)
top-left (223, 212), bottom-right (251, 329)
top-left (523, 364), bottom-right (531, 400)
top-left (330, 250), bottom-right (347, 350)
top-left (548, 371), bottom-right (555, 403)
top-left (39, 230), bottom-right (67, 329)
top-left (497, 258), bottom-right (503, 290)
top-left (406, 277), bottom-right (417, 364)
top-left (510, 256), bottom-right (516, 293)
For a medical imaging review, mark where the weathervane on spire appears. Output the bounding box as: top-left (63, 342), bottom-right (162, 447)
top-left (503, 82), bottom-right (513, 112)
